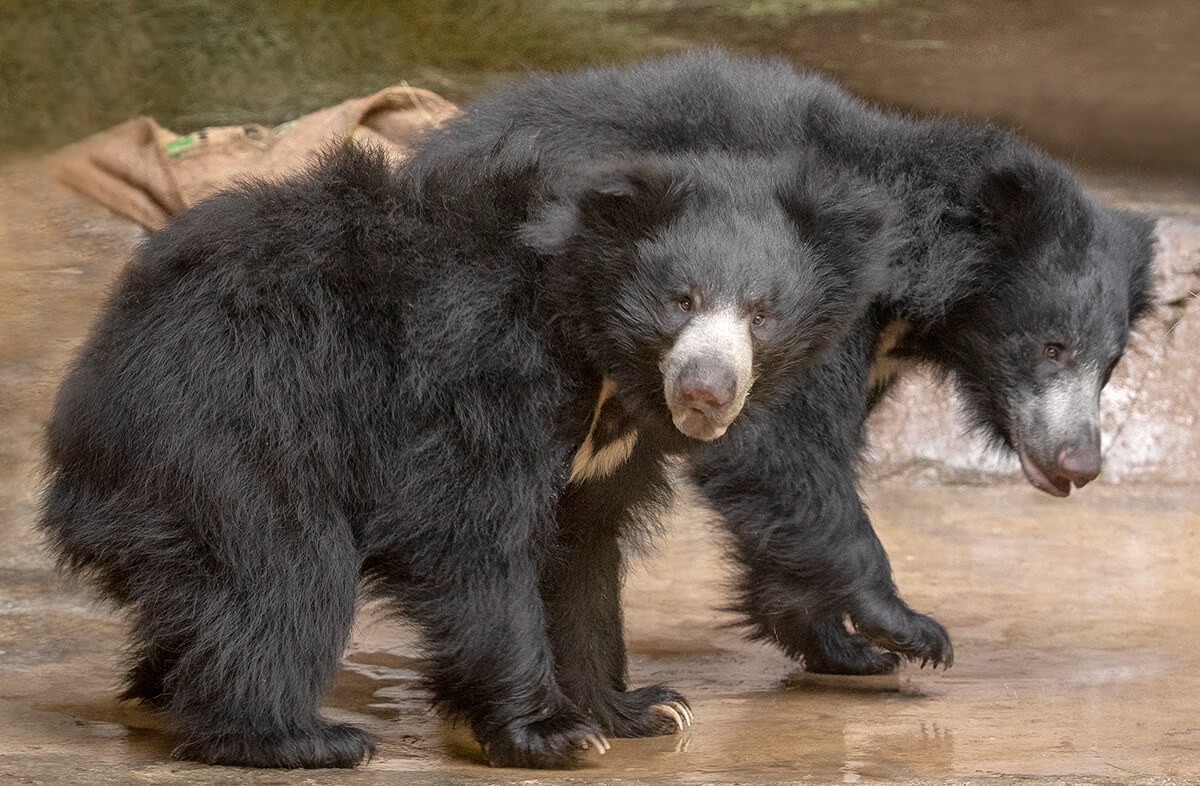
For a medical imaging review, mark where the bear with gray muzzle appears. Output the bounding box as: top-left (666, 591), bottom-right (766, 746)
top-left (39, 139), bottom-right (898, 768)
top-left (408, 49), bottom-right (1156, 679)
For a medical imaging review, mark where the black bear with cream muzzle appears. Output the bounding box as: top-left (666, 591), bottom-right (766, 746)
top-left (407, 49), bottom-right (1155, 679)
top-left (39, 141), bottom-right (897, 769)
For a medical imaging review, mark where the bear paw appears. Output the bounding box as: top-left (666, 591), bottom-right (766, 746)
top-left (173, 721), bottom-right (376, 769)
top-left (857, 608), bottom-right (954, 670)
top-left (590, 684), bottom-right (693, 738)
top-left (803, 630), bottom-right (904, 675)
top-left (483, 708), bottom-right (608, 769)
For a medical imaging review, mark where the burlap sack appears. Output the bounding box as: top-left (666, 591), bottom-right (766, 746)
top-left (50, 84), bottom-right (457, 230)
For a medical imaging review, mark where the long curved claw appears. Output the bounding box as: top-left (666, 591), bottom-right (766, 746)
top-left (652, 702), bottom-right (692, 732)
top-left (583, 733), bottom-right (610, 754)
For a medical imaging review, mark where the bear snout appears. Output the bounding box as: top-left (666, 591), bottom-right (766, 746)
top-left (1055, 441), bottom-right (1102, 487)
top-left (675, 358), bottom-right (738, 416)
top-left (659, 308), bottom-right (754, 441)
top-left (1014, 368), bottom-right (1107, 496)
top-left (1016, 432), bottom-right (1102, 498)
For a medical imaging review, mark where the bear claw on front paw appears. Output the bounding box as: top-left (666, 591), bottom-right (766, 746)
top-left (857, 609), bottom-right (954, 671)
top-left (912, 642), bottom-right (954, 670)
top-left (585, 684), bottom-right (692, 738)
top-left (581, 733), bottom-right (611, 754)
top-left (650, 701), bottom-right (693, 731)
top-left (483, 710), bottom-right (606, 769)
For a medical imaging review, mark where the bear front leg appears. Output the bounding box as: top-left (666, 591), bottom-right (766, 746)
top-left (543, 484), bottom-right (691, 738)
top-left (691, 366), bottom-right (953, 674)
top-left (405, 545), bottom-right (608, 768)
top-left (731, 522), bottom-right (954, 674)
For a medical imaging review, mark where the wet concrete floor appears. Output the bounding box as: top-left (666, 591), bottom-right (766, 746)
top-left (3, 159), bottom-right (1200, 785)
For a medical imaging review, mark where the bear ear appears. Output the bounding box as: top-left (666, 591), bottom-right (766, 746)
top-left (1114, 207), bottom-right (1157, 321)
top-left (975, 159), bottom-right (1096, 261)
top-left (976, 161), bottom-right (1046, 250)
top-left (521, 162), bottom-right (691, 255)
top-left (777, 165), bottom-right (899, 295)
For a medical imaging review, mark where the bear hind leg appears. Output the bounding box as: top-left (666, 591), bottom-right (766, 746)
top-left (121, 641), bottom-right (178, 708)
top-left (135, 531), bottom-right (373, 769)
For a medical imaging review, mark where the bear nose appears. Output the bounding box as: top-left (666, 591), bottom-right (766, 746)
top-left (677, 360), bottom-right (737, 416)
top-left (1057, 443), bottom-right (1102, 487)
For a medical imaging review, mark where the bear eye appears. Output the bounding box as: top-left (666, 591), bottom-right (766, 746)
top-left (1044, 343), bottom-right (1064, 362)
top-left (678, 296), bottom-right (692, 312)
top-left (751, 313), bottom-right (766, 327)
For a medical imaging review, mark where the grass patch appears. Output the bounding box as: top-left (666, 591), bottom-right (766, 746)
top-left (1, 0), bottom-right (890, 157)
top-left (0, 0), bottom-right (651, 155)
top-left (608, 0), bottom-right (890, 26)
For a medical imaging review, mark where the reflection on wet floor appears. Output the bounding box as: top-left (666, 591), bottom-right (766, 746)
top-left (10, 482), bottom-right (1197, 784)
top-left (2, 167), bottom-right (1198, 785)
top-left (184, 482), bottom-right (1200, 782)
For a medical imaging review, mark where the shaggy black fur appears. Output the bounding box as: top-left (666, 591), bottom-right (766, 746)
top-left (40, 141), bottom-right (898, 768)
top-left (408, 50), bottom-right (1156, 676)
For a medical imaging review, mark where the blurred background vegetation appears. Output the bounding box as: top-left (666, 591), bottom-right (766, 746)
top-left (2, 0), bottom-right (1196, 180)
top-left (4, 0), bottom-right (881, 154)
top-left (0, 0), bottom-right (650, 154)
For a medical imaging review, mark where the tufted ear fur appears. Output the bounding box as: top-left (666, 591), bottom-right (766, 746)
top-left (974, 158), bottom-right (1093, 260)
top-left (977, 161), bottom-right (1048, 252)
top-left (776, 161), bottom-right (900, 297)
top-left (521, 161), bottom-right (692, 255)
top-left (1116, 207), bottom-right (1158, 322)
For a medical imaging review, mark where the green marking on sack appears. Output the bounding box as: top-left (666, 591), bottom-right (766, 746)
top-left (164, 134), bottom-right (197, 158)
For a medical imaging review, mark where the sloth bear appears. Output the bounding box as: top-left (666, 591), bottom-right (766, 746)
top-left (40, 140), bottom-right (898, 768)
top-left (409, 50), bottom-right (1156, 675)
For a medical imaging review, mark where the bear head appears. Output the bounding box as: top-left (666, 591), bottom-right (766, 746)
top-left (927, 156), bottom-right (1156, 496)
top-left (525, 151), bottom-right (899, 443)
